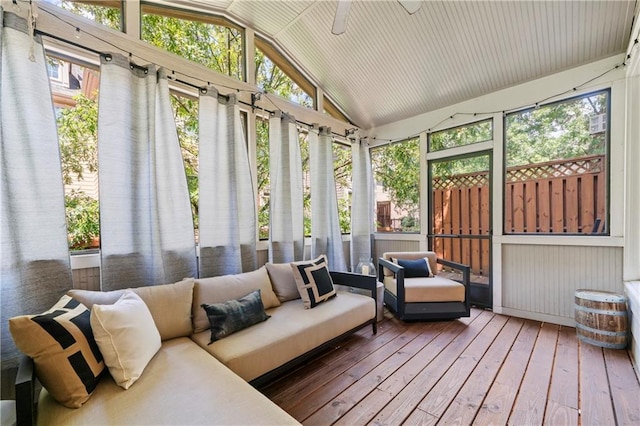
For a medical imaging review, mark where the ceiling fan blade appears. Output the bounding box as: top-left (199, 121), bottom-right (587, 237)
top-left (332, 0), bottom-right (352, 35)
top-left (398, 0), bottom-right (421, 15)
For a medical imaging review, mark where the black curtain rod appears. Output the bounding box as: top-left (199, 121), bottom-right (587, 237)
top-left (36, 28), bottom-right (103, 56)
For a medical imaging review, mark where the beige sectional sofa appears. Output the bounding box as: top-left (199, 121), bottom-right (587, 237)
top-left (14, 263), bottom-right (377, 425)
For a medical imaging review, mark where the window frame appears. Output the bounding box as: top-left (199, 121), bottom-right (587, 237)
top-left (140, 2), bottom-right (246, 82)
top-left (502, 89), bottom-right (611, 236)
top-left (371, 137), bottom-right (421, 234)
top-left (255, 36), bottom-right (316, 108)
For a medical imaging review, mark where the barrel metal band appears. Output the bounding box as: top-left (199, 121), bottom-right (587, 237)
top-left (574, 304), bottom-right (628, 316)
top-left (575, 292), bottom-right (626, 303)
top-left (577, 334), bottom-right (627, 349)
top-left (575, 322), bottom-right (628, 337)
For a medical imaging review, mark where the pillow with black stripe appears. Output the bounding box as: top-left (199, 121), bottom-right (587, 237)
top-left (291, 255), bottom-right (337, 309)
top-left (9, 295), bottom-right (105, 408)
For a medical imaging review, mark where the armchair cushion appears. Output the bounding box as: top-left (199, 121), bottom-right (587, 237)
top-left (384, 276), bottom-right (465, 303)
top-left (393, 257), bottom-right (434, 278)
top-left (382, 252), bottom-right (437, 277)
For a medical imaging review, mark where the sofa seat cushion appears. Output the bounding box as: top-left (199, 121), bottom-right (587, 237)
top-left (36, 338), bottom-right (298, 426)
top-left (191, 291), bottom-right (375, 382)
top-left (384, 276), bottom-right (465, 302)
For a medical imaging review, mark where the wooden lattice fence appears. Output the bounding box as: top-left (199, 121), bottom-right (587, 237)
top-left (432, 154), bottom-right (606, 275)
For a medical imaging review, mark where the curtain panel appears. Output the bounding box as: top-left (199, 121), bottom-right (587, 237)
top-left (97, 53), bottom-right (197, 291)
top-left (309, 127), bottom-right (347, 271)
top-left (268, 111), bottom-right (304, 263)
top-left (350, 135), bottom-right (374, 269)
top-left (198, 87), bottom-right (257, 277)
top-left (1, 12), bottom-right (73, 366)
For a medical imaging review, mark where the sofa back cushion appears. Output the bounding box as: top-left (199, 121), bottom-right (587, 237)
top-left (193, 266), bottom-right (280, 333)
top-left (265, 262), bottom-right (301, 302)
top-left (68, 278), bottom-right (195, 341)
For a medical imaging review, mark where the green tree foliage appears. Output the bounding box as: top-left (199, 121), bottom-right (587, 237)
top-left (56, 91), bottom-right (100, 249)
top-left (57, 3), bottom-right (349, 244)
top-left (58, 1), bottom-right (121, 30)
top-left (256, 120), bottom-right (352, 239)
top-left (58, 93), bottom-right (98, 185)
top-left (142, 13), bottom-right (243, 80)
top-left (170, 94), bottom-right (199, 229)
top-left (255, 49), bottom-right (313, 108)
top-left (371, 138), bottom-right (420, 214)
top-left (506, 92), bottom-right (607, 167)
top-left (430, 120), bottom-right (492, 152)
top-left (65, 190), bottom-right (100, 249)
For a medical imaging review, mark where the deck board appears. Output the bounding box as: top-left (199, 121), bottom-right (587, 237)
top-left (604, 348), bottom-right (640, 424)
top-left (438, 316), bottom-right (524, 425)
top-left (257, 308), bottom-right (640, 426)
top-left (508, 322), bottom-right (559, 425)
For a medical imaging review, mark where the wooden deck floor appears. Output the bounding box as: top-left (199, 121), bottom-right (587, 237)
top-left (259, 308), bottom-right (640, 425)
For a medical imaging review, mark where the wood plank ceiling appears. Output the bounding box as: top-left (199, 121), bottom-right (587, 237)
top-left (178, 0), bottom-right (636, 129)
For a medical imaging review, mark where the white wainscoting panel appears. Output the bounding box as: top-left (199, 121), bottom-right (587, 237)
top-left (502, 244), bottom-right (624, 325)
top-left (625, 281), bottom-right (640, 379)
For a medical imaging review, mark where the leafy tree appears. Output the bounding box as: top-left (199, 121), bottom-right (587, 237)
top-left (371, 138), bottom-right (420, 215)
top-left (57, 3), bottom-right (351, 244)
top-left (506, 92), bottom-right (606, 167)
top-left (56, 91), bottom-right (100, 249)
top-left (58, 1), bottom-right (121, 30)
top-left (255, 49), bottom-right (313, 108)
top-left (65, 190), bottom-right (100, 249)
top-left (142, 13), bottom-right (243, 80)
top-left (58, 93), bottom-right (98, 184)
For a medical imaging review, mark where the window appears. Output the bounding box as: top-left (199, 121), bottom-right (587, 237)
top-left (504, 90), bottom-right (609, 234)
top-left (371, 138), bottom-right (420, 233)
top-left (170, 93), bottom-right (199, 237)
top-left (429, 119), bottom-right (492, 152)
top-left (324, 96), bottom-right (350, 123)
top-left (49, 56), bottom-right (100, 250)
top-left (256, 117), bottom-right (270, 240)
top-left (255, 38), bottom-right (314, 108)
top-left (141, 4), bottom-right (244, 81)
top-left (333, 142), bottom-right (352, 234)
top-left (300, 131), bottom-right (311, 236)
top-left (44, 0), bottom-right (122, 31)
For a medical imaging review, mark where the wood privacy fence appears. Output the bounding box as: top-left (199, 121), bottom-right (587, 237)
top-left (432, 154), bottom-right (606, 275)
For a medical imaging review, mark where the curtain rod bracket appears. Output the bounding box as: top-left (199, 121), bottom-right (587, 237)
top-left (251, 92), bottom-right (262, 112)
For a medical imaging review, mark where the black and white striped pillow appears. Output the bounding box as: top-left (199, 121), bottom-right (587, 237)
top-left (9, 295), bottom-right (105, 408)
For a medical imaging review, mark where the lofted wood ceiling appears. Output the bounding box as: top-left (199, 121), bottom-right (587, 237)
top-left (175, 0), bottom-right (636, 129)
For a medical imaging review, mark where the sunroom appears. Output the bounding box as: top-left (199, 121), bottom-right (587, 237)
top-left (1, 0), bottom-right (639, 424)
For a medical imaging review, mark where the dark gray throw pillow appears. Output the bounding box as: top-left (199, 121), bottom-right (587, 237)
top-left (201, 289), bottom-right (270, 343)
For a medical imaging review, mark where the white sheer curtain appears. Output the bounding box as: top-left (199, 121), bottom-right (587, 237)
top-left (309, 127), bottom-right (347, 271)
top-left (350, 135), bottom-right (374, 269)
top-left (1, 12), bottom-right (73, 366)
top-left (198, 87), bottom-right (256, 277)
top-left (268, 111), bottom-right (304, 263)
top-left (98, 53), bottom-right (197, 291)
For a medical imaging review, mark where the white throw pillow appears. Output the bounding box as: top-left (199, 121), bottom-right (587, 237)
top-left (90, 291), bottom-right (161, 389)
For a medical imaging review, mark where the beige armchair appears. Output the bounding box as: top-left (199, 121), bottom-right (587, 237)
top-left (378, 251), bottom-right (470, 321)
